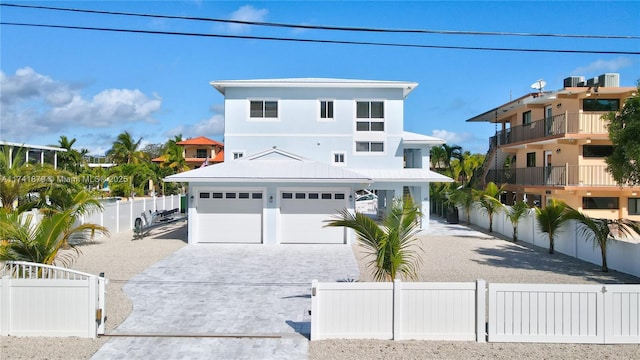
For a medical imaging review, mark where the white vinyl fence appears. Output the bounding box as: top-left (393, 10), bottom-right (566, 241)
top-left (0, 261), bottom-right (107, 338)
top-left (488, 283), bottom-right (640, 344)
top-left (310, 279), bottom-right (485, 342)
top-left (311, 280), bottom-right (640, 344)
top-left (463, 205), bottom-right (640, 278)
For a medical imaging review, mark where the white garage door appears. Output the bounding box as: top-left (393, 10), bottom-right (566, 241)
top-left (196, 191), bottom-right (263, 243)
top-left (280, 191), bottom-right (346, 244)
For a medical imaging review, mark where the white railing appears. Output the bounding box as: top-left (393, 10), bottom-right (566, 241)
top-left (311, 279), bottom-right (485, 342)
top-left (0, 261), bottom-right (107, 338)
top-left (311, 280), bottom-right (640, 344)
top-left (464, 205), bottom-right (640, 278)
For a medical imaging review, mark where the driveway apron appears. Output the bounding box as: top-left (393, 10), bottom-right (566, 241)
top-left (91, 244), bottom-right (359, 360)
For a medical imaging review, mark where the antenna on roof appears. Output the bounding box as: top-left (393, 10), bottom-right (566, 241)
top-left (530, 79), bottom-right (546, 93)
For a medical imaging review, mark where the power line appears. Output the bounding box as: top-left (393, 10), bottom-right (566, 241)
top-left (2, 22), bottom-right (638, 55)
top-left (2, 2), bottom-right (639, 40)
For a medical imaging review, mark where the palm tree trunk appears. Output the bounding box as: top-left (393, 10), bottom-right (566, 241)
top-left (600, 244), bottom-right (608, 272)
top-left (513, 226), bottom-right (518, 242)
top-left (549, 235), bottom-right (555, 254)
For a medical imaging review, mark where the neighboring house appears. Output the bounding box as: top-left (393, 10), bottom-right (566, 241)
top-left (0, 140), bottom-right (67, 169)
top-left (467, 73), bottom-right (639, 221)
top-left (167, 78), bottom-right (451, 245)
top-left (153, 136), bottom-right (224, 169)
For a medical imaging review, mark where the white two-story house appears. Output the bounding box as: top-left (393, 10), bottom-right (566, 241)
top-left (167, 78), bottom-right (451, 245)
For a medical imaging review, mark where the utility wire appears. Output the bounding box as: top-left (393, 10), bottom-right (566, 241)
top-left (2, 2), bottom-right (639, 40)
top-left (1, 22), bottom-right (638, 55)
top-left (2, 22), bottom-right (638, 55)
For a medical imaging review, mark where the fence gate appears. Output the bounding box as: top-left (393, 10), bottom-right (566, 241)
top-left (488, 284), bottom-right (640, 344)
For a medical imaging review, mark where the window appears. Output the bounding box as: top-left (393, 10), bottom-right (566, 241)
top-left (226, 193), bottom-right (236, 199)
top-left (526, 152), bottom-right (536, 167)
top-left (251, 193), bottom-right (263, 199)
top-left (333, 152), bottom-right (345, 164)
top-left (321, 193), bottom-right (332, 199)
top-left (583, 99), bottom-right (620, 112)
top-left (582, 197), bottom-right (618, 209)
top-left (282, 192), bottom-right (293, 199)
top-left (238, 193), bottom-right (250, 199)
top-left (356, 142), bottom-right (384, 152)
top-left (629, 198), bottom-right (640, 215)
top-left (583, 145), bottom-right (613, 158)
top-left (212, 192), bottom-right (223, 199)
top-left (196, 149), bottom-right (208, 158)
top-left (357, 101), bottom-right (384, 118)
top-left (356, 101), bottom-right (384, 131)
top-left (320, 101), bottom-right (334, 119)
top-left (308, 193), bottom-right (319, 199)
top-left (233, 152), bottom-right (244, 160)
top-left (522, 111), bottom-right (532, 126)
top-left (199, 192), bottom-right (210, 199)
top-left (295, 193), bottom-right (306, 199)
top-left (250, 100), bottom-right (278, 118)
top-left (334, 193), bottom-right (345, 200)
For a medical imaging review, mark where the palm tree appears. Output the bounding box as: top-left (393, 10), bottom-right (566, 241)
top-left (442, 144), bottom-right (463, 179)
top-left (448, 186), bottom-right (477, 224)
top-left (326, 197), bottom-right (423, 281)
top-left (535, 199), bottom-right (571, 254)
top-left (565, 208), bottom-right (640, 272)
top-left (430, 145), bottom-right (447, 172)
top-left (477, 181), bottom-right (505, 232)
top-left (55, 135), bottom-right (84, 173)
top-left (106, 131), bottom-right (146, 165)
top-left (506, 201), bottom-right (529, 242)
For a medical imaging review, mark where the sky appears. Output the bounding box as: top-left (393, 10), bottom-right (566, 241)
top-left (1, 1), bottom-right (639, 156)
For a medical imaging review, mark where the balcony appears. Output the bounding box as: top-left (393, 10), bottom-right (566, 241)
top-left (491, 112), bottom-right (610, 146)
top-left (486, 165), bottom-right (626, 187)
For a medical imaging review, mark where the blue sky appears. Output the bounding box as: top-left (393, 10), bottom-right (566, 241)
top-left (1, 1), bottom-right (639, 156)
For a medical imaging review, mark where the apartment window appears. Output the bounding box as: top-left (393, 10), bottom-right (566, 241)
top-left (583, 145), bottom-right (614, 158)
top-left (356, 141), bottom-right (384, 152)
top-left (250, 100), bottom-right (278, 118)
top-left (526, 152), bottom-right (536, 167)
top-left (320, 100), bottom-right (334, 119)
top-left (583, 197), bottom-right (619, 209)
top-left (583, 99), bottom-right (620, 112)
top-left (522, 111), bottom-right (532, 126)
top-left (196, 149), bottom-right (208, 158)
top-left (629, 198), bottom-right (640, 215)
top-left (333, 152), bottom-right (345, 164)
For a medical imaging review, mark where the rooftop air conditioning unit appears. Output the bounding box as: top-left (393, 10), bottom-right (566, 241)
top-left (586, 77), bottom-right (598, 87)
top-left (598, 73), bottom-right (620, 87)
top-left (564, 76), bottom-right (585, 88)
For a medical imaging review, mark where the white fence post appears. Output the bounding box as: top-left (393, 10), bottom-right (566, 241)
top-left (130, 199), bottom-right (134, 230)
top-left (476, 279), bottom-right (486, 343)
top-left (311, 279), bottom-right (319, 341)
top-left (97, 276), bottom-right (107, 335)
top-left (115, 200), bottom-right (120, 233)
top-left (393, 279), bottom-right (402, 340)
top-left (1, 276), bottom-right (10, 336)
top-left (87, 277), bottom-right (98, 339)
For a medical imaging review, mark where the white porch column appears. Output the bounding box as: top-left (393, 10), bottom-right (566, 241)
top-left (40, 150), bottom-right (44, 166)
top-left (419, 184), bottom-right (430, 229)
top-left (53, 151), bottom-right (58, 169)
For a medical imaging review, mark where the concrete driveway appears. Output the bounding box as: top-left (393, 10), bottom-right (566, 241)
top-left (91, 244), bottom-right (359, 360)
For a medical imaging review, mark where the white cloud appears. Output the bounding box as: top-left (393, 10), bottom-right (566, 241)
top-left (226, 5), bottom-right (268, 34)
top-left (431, 129), bottom-right (474, 145)
top-left (0, 67), bottom-right (162, 141)
top-left (571, 57), bottom-right (633, 76)
top-left (168, 114), bottom-right (224, 140)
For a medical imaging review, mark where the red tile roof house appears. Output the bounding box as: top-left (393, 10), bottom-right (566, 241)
top-left (153, 136), bottom-right (224, 170)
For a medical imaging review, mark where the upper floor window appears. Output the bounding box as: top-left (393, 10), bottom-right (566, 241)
top-left (250, 100), bottom-right (278, 118)
top-left (320, 100), bottom-right (334, 119)
top-left (583, 145), bottom-right (613, 158)
top-left (526, 152), bottom-right (536, 167)
top-left (583, 99), bottom-right (619, 112)
top-left (196, 149), bottom-right (208, 158)
top-left (356, 141), bottom-right (384, 153)
top-left (357, 101), bottom-right (384, 119)
top-left (233, 152), bottom-right (244, 160)
top-left (522, 111), bottom-right (532, 126)
top-left (332, 152), bottom-right (345, 165)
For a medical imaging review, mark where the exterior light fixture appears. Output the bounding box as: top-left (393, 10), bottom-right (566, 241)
top-left (269, 195), bottom-right (274, 203)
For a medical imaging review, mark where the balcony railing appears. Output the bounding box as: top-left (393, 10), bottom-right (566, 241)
top-left (486, 165), bottom-right (625, 187)
top-left (493, 112), bottom-right (610, 146)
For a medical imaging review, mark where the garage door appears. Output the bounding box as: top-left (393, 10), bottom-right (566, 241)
top-left (196, 191), bottom-right (263, 243)
top-left (280, 191), bottom-right (346, 244)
